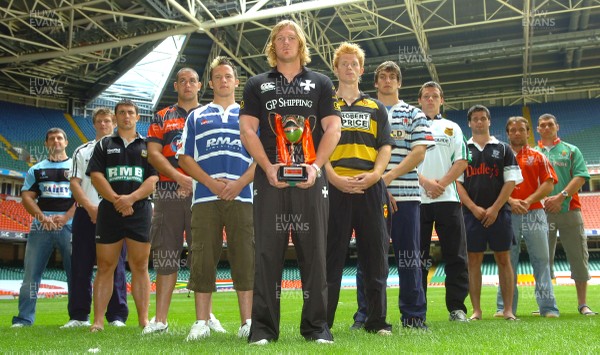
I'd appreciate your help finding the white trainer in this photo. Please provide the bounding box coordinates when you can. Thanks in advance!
[208,313,226,333]
[142,319,168,335]
[60,320,91,329]
[249,339,268,345]
[377,329,393,336]
[315,339,334,344]
[238,319,251,339]
[187,320,210,341]
[108,320,126,327]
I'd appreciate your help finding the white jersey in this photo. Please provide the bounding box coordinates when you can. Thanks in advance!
[69,140,101,206]
[418,115,468,204]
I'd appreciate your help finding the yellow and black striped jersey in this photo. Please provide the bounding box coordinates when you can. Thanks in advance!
[330,93,394,177]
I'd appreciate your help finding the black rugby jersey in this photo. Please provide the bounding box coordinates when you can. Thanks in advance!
[240,67,341,164]
[86,132,157,196]
[460,137,522,211]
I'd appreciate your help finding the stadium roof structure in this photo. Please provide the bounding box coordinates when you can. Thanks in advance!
[0,0,599,113]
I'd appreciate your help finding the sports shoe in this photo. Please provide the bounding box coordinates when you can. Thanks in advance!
[208,314,226,333]
[108,320,126,327]
[349,320,364,330]
[61,320,91,329]
[11,323,25,328]
[142,319,168,335]
[493,311,504,318]
[377,329,393,336]
[249,339,268,345]
[543,312,560,318]
[449,310,468,322]
[238,319,251,339]
[315,338,334,344]
[187,320,210,341]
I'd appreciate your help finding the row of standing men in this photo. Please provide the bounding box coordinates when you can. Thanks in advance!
[11,20,596,344]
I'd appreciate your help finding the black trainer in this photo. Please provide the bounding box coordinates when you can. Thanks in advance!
[349,321,364,331]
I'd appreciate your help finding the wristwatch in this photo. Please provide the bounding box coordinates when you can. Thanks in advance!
[560,190,569,198]
[311,163,322,178]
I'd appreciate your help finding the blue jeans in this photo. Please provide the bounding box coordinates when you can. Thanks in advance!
[12,224,72,325]
[496,210,559,316]
[391,201,426,322]
[353,263,367,323]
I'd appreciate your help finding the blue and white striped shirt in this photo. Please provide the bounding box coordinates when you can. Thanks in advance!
[386,100,435,202]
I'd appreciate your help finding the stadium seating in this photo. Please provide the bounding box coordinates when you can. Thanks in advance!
[71,115,96,141]
[445,98,600,163]
[580,194,600,235]
[0,145,30,173]
[0,101,85,162]
[137,121,151,136]
[0,200,31,232]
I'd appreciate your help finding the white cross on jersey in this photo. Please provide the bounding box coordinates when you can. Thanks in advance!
[300,80,315,92]
[321,186,329,198]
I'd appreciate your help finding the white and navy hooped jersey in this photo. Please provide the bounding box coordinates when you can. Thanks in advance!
[386,100,435,202]
[178,102,253,204]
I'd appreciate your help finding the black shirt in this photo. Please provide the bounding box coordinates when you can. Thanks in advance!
[461,137,521,211]
[240,67,341,164]
[86,132,157,196]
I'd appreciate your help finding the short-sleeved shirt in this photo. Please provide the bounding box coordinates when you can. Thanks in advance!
[86,132,157,196]
[147,104,198,182]
[459,136,523,211]
[386,100,435,202]
[512,145,558,211]
[239,67,341,164]
[177,102,253,204]
[535,137,590,213]
[23,158,74,223]
[330,93,394,176]
[70,140,101,206]
[418,114,468,204]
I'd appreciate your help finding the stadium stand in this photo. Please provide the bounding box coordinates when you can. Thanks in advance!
[445,98,600,162]
[581,194,600,238]
[0,199,31,233]
[137,121,151,137]
[0,101,85,160]
[71,115,95,141]
[0,142,30,173]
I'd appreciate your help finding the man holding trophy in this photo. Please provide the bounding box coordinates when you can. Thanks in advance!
[239,19,341,344]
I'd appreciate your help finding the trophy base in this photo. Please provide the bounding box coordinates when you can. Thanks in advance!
[278,165,308,182]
